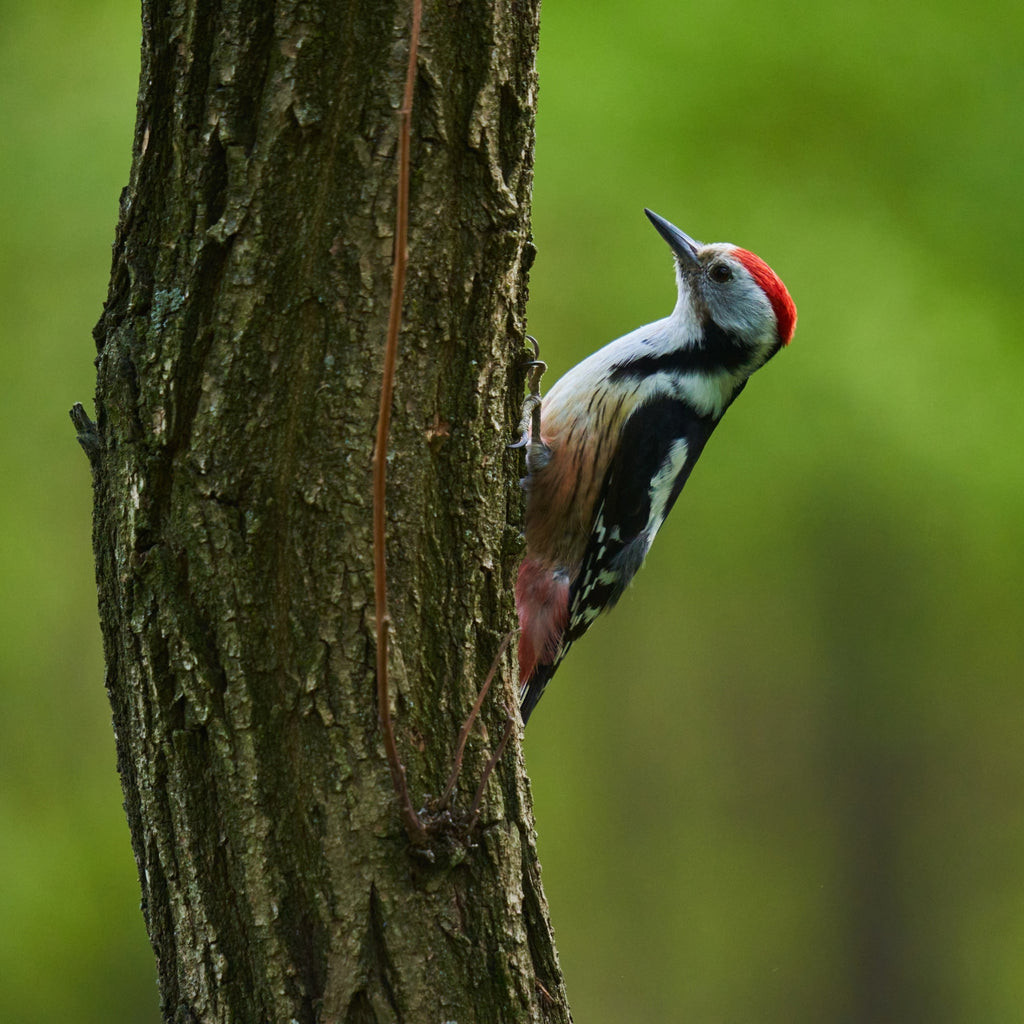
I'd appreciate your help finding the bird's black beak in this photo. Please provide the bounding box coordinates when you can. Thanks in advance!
[644,209,701,270]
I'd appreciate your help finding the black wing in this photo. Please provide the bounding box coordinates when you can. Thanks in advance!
[566,396,717,642]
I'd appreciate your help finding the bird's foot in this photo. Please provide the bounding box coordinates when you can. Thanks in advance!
[509,336,546,450]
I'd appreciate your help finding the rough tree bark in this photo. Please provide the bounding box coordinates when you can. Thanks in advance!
[75,1,569,1021]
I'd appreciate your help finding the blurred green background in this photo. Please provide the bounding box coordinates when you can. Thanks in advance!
[2,1,1021,1021]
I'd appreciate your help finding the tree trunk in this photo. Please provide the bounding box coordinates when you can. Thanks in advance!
[79,1,568,1020]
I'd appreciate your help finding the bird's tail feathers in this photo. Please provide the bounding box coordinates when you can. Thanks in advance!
[519,662,558,724]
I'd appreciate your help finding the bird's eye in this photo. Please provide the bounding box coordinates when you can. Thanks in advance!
[709,263,733,283]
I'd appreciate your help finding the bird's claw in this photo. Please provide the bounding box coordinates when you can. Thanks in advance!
[509,336,546,450]
[509,393,541,449]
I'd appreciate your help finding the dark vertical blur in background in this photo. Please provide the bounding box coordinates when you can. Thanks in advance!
[2,2,1021,1021]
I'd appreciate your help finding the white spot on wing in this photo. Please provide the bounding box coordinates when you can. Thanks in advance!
[645,439,690,550]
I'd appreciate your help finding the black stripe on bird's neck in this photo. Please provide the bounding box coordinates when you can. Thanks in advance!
[608,320,752,381]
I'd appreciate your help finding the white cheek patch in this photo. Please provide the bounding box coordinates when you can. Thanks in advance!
[708,269,773,336]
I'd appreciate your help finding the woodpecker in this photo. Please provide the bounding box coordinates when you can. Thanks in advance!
[514,209,797,723]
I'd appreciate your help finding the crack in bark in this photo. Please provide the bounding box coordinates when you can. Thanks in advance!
[367,884,404,1022]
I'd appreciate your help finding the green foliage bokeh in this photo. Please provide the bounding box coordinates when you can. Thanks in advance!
[2,1,1021,1021]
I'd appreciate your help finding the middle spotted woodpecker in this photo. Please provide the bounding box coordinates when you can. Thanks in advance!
[515,208,797,723]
